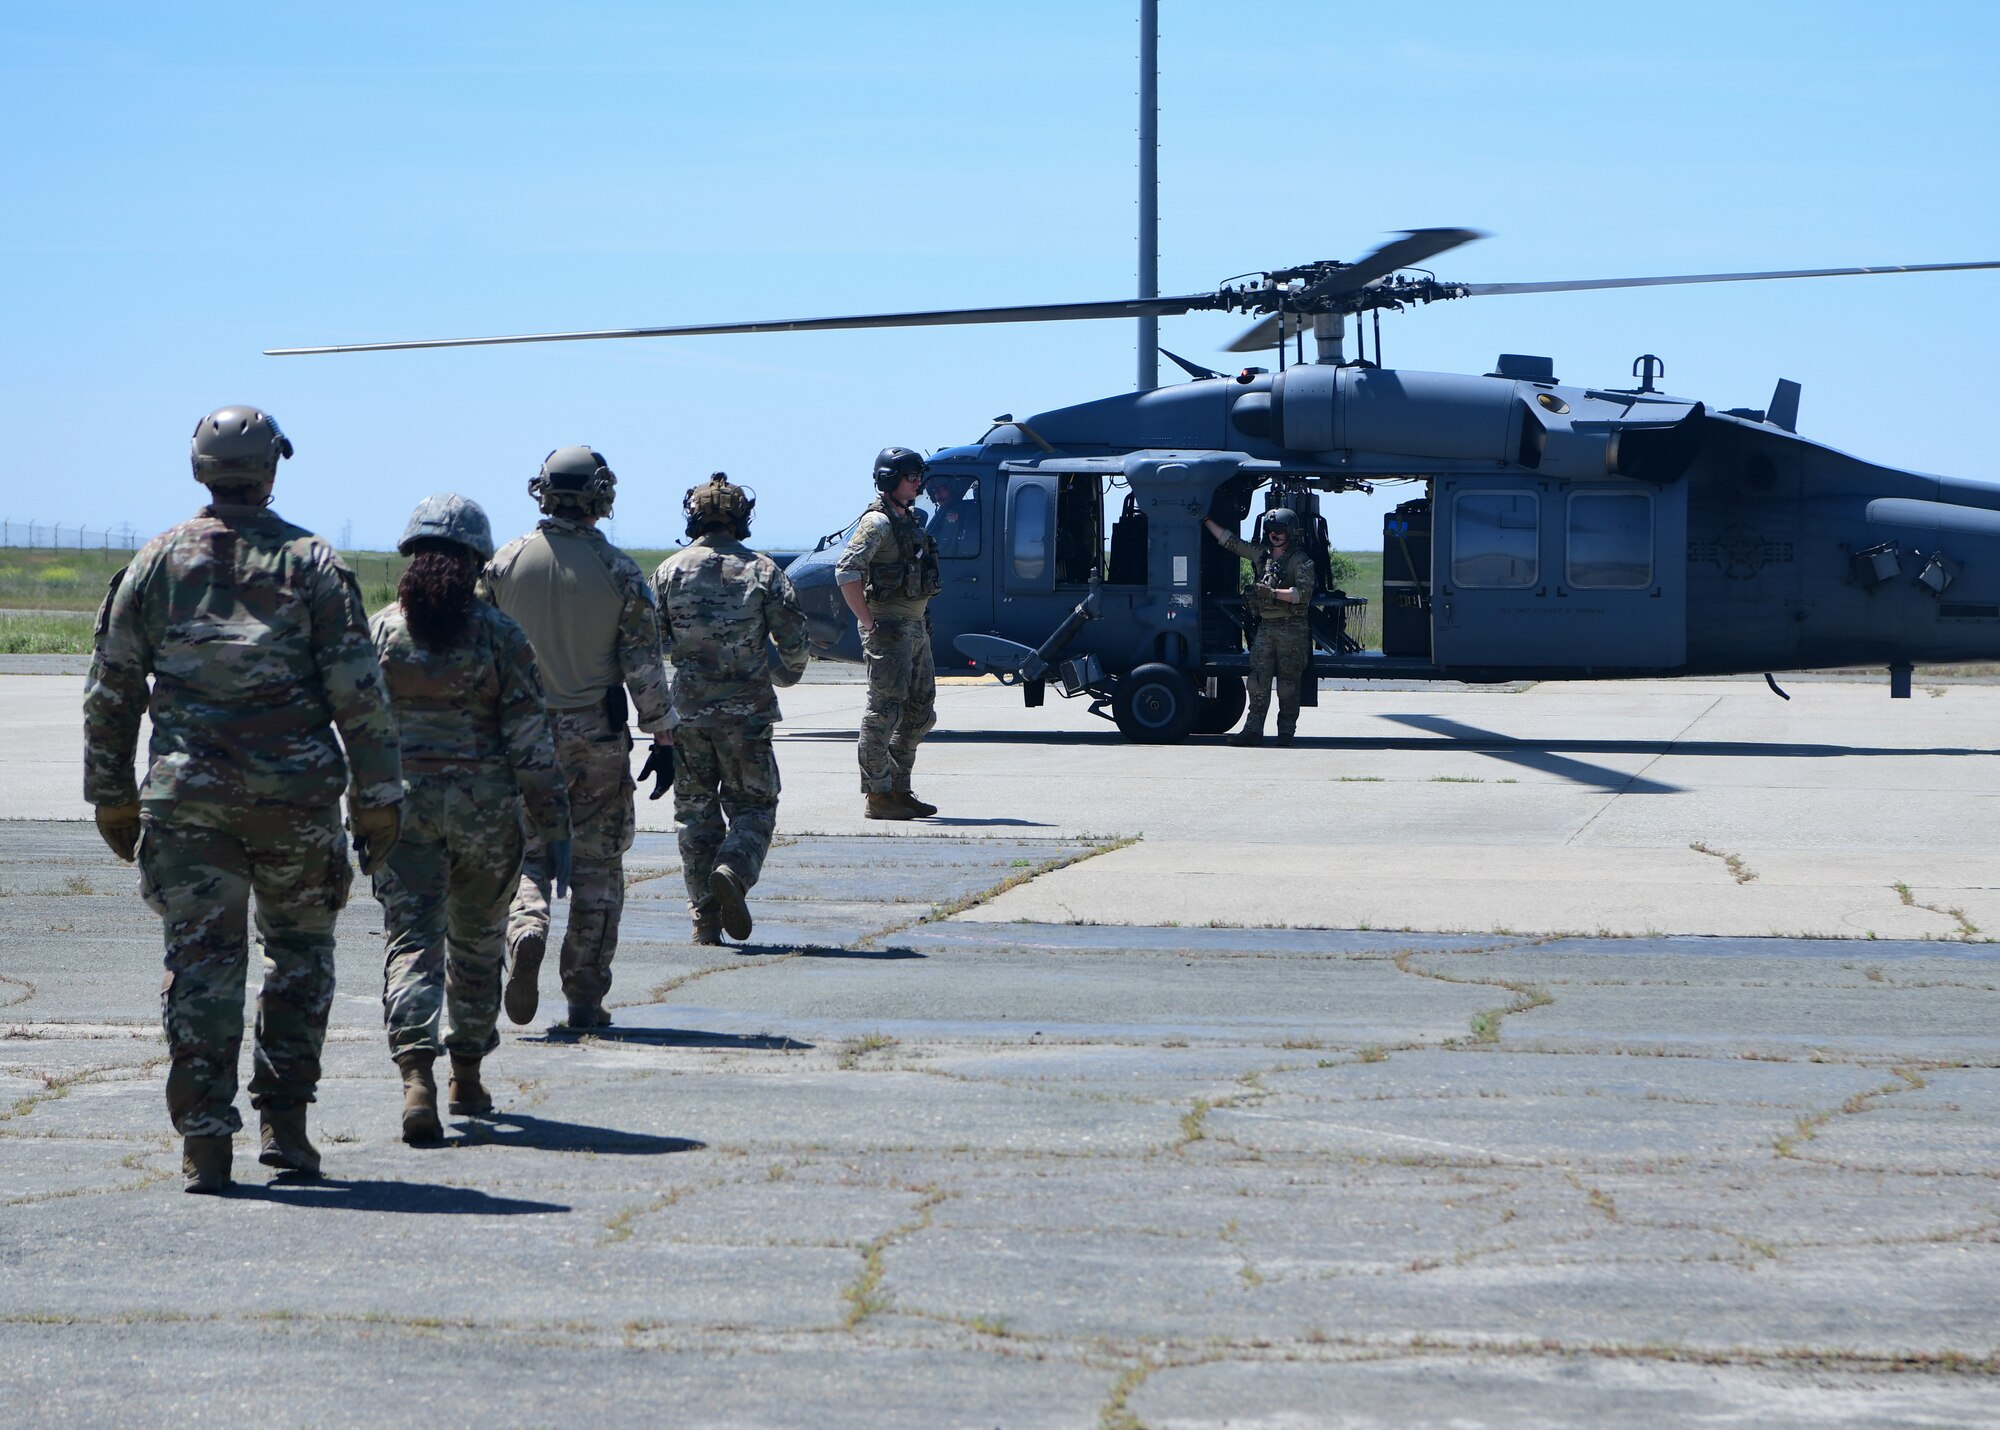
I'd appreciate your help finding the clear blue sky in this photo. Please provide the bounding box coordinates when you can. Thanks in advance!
[5,1,1998,551]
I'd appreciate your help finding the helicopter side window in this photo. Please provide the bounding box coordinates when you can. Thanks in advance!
[1011,482,1049,582]
[922,474,982,559]
[1451,491,1539,589]
[1567,491,1653,589]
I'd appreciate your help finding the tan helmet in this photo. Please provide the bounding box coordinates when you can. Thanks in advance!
[683,472,754,538]
[529,445,617,518]
[191,406,293,485]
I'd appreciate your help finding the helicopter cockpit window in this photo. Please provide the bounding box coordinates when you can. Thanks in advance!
[1567,491,1652,588]
[921,474,982,559]
[1011,482,1049,582]
[1451,491,1539,589]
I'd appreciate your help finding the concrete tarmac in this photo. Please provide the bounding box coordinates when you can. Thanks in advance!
[2,666,1997,1425]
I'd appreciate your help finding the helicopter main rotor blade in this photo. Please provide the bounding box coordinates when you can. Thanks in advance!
[265,294,1223,355]
[1460,259,2000,298]
[1297,227,1487,303]
[1222,311,1307,354]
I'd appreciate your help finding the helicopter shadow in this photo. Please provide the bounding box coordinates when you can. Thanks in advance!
[787,728,1122,748]
[536,1025,812,1051]
[236,1175,568,1215]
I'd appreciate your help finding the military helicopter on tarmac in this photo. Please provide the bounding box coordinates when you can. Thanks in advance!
[270,227,2000,743]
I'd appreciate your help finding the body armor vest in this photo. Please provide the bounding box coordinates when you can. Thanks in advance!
[863,498,942,603]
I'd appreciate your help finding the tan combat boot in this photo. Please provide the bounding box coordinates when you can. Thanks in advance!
[894,786,938,817]
[504,929,545,1026]
[710,864,754,941]
[447,1053,493,1117]
[865,793,916,821]
[258,1103,322,1176]
[396,1050,443,1144]
[181,1134,232,1195]
[691,905,723,946]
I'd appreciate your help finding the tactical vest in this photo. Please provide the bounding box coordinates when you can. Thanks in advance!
[863,498,942,603]
[1258,546,1308,620]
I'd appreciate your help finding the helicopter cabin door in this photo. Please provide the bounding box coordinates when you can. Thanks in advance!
[1431,475,1686,671]
[998,466,1106,630]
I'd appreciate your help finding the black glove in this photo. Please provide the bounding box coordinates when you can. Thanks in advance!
[639,742,675,800]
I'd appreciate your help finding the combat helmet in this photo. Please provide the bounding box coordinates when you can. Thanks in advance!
[191,406,293,485]
[529,445,617,518]
[683,472,754,538]
[1263,507,1301,537]
[872,446,927,494]
[397,493,496,561]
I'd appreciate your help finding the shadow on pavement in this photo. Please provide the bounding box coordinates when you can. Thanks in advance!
[238,1176,568,1215]
[539,1025,810,1053]
[456,1111,707,1156]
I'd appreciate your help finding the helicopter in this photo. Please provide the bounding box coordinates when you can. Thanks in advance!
[270,228,2000,743]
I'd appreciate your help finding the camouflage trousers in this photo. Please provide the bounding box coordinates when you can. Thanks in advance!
[508,704,635,1007]
[858,615,936,794]
[373,770,524,1061]
[1245,617,1312,735]
[675,724,780,916]
[136,803,352,1138]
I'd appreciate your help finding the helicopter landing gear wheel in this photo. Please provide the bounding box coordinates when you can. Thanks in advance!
[1112,663,1198,744]
[1193,674,1247,735]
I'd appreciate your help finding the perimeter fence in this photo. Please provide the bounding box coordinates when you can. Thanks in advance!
[1,520,140,551]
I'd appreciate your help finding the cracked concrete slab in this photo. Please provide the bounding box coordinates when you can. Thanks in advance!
[3,670,1998,1424]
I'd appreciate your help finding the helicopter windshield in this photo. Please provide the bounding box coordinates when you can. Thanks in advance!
[920,474,983,559]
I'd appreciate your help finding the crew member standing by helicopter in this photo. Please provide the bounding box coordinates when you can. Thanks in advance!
[836,447,942,820]
[483,446,672,1030]
[1204,508,1317,746]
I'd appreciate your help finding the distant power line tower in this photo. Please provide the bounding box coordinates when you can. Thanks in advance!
[340,520,353,550]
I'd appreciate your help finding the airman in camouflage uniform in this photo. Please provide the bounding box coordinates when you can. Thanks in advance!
[83,406,403,1194]
[651,474,809,944]
[483,446,671,1029]
[836,447,942,820]
[1205,507,1318,746]
[370,495,571,1141]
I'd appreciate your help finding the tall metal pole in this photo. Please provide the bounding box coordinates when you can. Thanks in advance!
[1136,0,1158,391]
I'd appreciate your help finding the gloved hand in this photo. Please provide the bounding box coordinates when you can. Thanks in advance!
[639,741,675,800]
[1249,581,1275,606]
[548,837,573,899]
[350,803,401,877]
[94,801,141,863]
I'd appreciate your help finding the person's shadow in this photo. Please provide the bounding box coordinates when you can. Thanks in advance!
[235,1176,568,1215]
[451,1111,706,1156]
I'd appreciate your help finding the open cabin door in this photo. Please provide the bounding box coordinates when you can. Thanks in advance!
[1431,473,1687,671]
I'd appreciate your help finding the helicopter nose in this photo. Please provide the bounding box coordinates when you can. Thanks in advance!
[787,555,858,657]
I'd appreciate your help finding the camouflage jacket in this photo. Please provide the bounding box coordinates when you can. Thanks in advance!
[370,600,572,843]
[82,503,403,817]
[483,517,672,734]
[1219,532,1317,619]
[652,535,809,731]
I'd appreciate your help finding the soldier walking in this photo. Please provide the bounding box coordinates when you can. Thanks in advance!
[1204,507,1318,746]
[83,407,403,1194]
[651,475,809,944]
[836,447,942,820]
[484,447,671,1030]
[369,496,571,1142]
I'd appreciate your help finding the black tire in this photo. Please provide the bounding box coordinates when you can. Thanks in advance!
[1193,674,1247,735]
[1112,663,1198,744]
